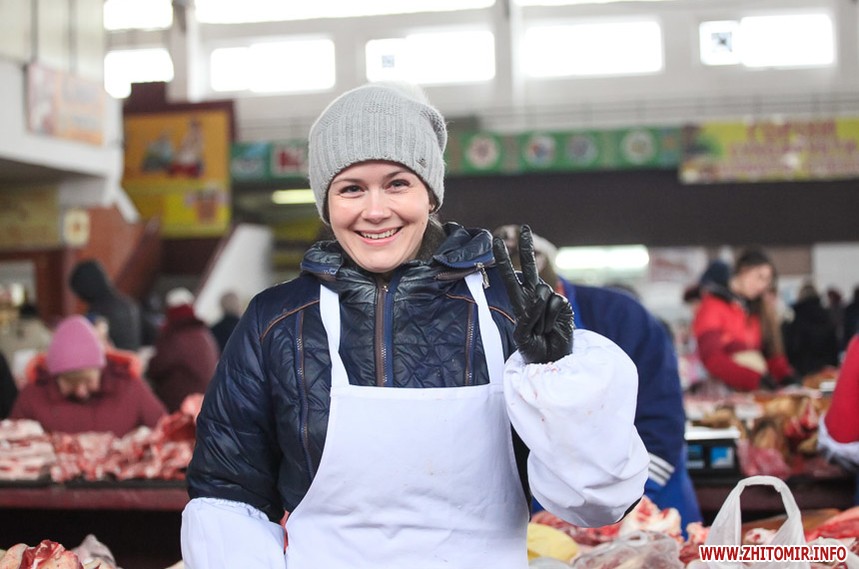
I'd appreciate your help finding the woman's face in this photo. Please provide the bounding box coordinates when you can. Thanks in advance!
[57,368,101,401]
[328,160,433,275]
[733,264,774,300]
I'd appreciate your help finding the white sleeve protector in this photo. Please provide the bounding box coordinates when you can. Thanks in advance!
[181,497,286,569]
[818,415,859,471]
[504,329,649,528]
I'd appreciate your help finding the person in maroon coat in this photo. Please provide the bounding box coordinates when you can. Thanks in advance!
[146,288,219,413]
[9,315,167,437]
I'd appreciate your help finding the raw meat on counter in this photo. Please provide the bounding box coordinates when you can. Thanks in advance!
[0,394,200,484]
[527,492,859,567]
[0,420,56,481]
[688,390,851,480]
[530,496,687,548]
[806,506,859,555]
[0,540,84,569]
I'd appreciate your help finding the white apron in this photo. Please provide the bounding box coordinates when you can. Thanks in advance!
[283,273,529,569]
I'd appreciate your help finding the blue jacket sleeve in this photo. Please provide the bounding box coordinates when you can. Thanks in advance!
[186,294,285,522]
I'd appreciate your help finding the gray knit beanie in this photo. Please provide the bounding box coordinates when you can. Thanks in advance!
[308,82,447,222]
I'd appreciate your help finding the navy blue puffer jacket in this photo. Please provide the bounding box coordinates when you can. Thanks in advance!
[187,223,524,521]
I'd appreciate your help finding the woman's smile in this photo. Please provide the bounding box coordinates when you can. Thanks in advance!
[358,228,400,241]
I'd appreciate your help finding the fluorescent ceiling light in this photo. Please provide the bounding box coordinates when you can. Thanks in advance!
[272,189,316,205]
[555,245,650,271]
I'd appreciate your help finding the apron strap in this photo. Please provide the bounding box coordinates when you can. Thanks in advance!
[465,272,505,386]
[319,284,349,388]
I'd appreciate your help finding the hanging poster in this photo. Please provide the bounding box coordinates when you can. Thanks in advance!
[123,110,231,238]
[26,63,106,145]
[679,118,859,183]
[230,140,308,182]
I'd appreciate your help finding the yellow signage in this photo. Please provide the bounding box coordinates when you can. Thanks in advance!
[123,110,231,238]
[680,118,859,183]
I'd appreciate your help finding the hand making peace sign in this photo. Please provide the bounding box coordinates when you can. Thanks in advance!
[492,225,575,365]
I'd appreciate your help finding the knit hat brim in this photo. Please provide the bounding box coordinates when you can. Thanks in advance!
[308,83,447,222]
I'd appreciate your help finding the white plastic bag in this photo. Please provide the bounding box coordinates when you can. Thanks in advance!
[703,475,809,569]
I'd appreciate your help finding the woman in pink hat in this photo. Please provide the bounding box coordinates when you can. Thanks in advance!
[9,315,167,437]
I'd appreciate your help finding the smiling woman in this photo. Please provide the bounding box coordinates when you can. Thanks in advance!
[180,81,649,569]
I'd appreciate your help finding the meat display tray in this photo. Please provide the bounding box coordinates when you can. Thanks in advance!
[0,475,52,488]
[63,478,186,489]
[0,483,190,511]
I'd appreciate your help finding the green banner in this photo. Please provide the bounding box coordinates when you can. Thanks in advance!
[231,127,682,183]
[453,127,681,175]
[231,140,308,182]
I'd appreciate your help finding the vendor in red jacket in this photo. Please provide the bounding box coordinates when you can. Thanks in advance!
[692,248,794,393]
[818,333,859,473]
[9,315,167,436]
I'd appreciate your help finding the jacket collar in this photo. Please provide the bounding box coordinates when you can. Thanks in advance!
[299,222,494,287]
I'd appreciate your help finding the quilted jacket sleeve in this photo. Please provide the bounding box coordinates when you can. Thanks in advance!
[183,295,286,566]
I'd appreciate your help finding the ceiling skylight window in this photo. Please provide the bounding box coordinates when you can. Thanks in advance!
[210,47,251,92]
[366,30,495,84]
[700,14,834,68]
[739,14,834,68]
[555,245,650,282]
[210,40,336,93]
[196,0,493,24]
[104,0,172,31]
[523,21,663,77]
[104,48,174,98]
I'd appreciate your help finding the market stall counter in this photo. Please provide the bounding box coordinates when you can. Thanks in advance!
[0,482,189,511]
[684,379,858,523]
[0,482,188,569]
[695,474,857,523]
[0,409,198,569]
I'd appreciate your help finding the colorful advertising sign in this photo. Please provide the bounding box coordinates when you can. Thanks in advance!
[26,63,106,145]
[124,110,231,238]
[231,141,308,182]
[679,118,859,183]
[231,127,681,184]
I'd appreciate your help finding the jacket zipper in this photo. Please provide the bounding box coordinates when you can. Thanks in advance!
[475,262,490,288]
[465,303,475,386]
[296,311,314,479]
[375,279,387,387]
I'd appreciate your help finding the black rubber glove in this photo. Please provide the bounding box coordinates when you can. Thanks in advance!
[492,225,574,365]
